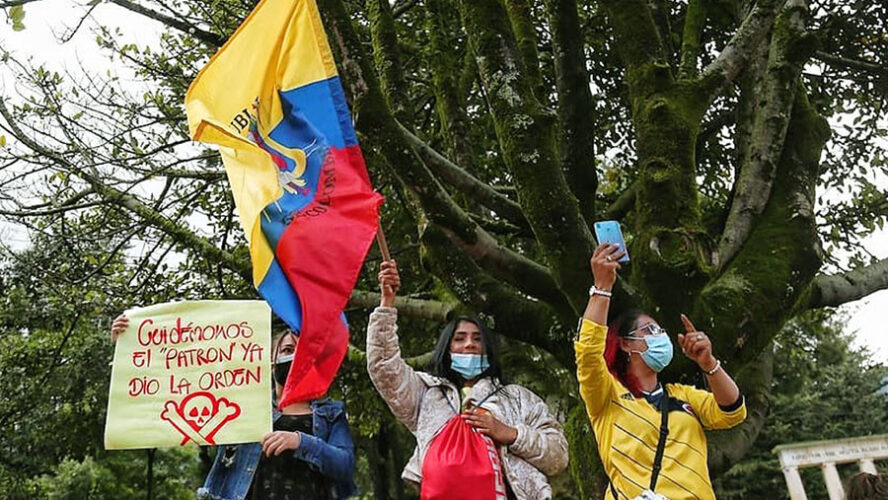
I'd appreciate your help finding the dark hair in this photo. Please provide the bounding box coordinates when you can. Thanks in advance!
[605,308,646,396]
[845,472,888,500]
[272,329,298,363]
[428,316,503,387]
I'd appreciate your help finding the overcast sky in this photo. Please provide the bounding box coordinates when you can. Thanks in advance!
[2,0,886,359]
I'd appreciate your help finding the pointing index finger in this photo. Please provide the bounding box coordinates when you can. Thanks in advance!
[680,314,697,334]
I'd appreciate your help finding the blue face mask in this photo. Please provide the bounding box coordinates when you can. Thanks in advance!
[626,328,674,372]
[450,353,490,379]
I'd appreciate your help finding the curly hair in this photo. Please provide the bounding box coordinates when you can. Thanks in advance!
[845,472,888,500]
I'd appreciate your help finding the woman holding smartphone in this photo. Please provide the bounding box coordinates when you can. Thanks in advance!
[575,244,746,500]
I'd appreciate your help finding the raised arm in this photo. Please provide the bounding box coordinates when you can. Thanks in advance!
[575,244,624,417]
[677,314,741,407]
[366,260,428,432]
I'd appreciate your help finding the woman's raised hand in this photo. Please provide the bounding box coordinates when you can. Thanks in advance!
[677,314,717,371]
[589,244,625,291]
[110,314,128,343]
[378,259,400,307]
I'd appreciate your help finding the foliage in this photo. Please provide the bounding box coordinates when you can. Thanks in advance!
[714,310,888,499]
[0,229,203,499]
[2,0,888,496]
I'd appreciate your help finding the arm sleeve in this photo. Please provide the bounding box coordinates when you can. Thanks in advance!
[574,319,617,418]
[293,415,356,483]
[365,306,427,432]
[507,388,569,476]
[679,385,747,430]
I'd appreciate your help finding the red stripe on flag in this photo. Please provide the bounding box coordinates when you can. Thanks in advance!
[277,146,382,405]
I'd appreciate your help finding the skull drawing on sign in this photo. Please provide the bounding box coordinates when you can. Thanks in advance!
[180,392,217,431]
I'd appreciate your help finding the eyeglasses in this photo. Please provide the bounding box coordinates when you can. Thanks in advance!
[624,322,668,341]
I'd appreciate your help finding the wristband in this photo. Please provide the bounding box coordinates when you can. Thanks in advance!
[704,359,721,376]
[589,286,612,298]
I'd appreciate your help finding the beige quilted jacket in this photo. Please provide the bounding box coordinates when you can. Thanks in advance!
[366,307,569,500]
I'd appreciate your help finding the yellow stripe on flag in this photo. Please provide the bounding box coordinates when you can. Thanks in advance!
[184,0,339,286]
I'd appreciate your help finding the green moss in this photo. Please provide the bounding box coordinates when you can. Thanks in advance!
[678,0,707,78]
[456,0,595,313]
[564,404,606,498]
[367,0,411,121]
[630,225,713,324]
[695,89,830,369]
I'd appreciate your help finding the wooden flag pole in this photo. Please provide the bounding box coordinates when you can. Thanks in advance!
[376,226,391,262]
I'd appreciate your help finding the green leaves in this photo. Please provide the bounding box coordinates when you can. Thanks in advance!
[8,5,25,32]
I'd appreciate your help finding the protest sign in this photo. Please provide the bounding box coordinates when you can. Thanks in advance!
[105,300,272,450]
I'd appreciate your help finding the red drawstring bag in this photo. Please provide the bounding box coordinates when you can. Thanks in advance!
[421,414,508,500]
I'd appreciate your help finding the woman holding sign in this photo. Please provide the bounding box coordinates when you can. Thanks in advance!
[111,317,357,499]
[575,244,746,500]
[367,260,568,500]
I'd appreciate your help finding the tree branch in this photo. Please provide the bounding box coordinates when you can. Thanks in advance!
[106,0,224,47]
[367,0,413,123]
[421,224,574,363]
[457,0,595,313]
[707,344,774,474]
[161,168,226,181]
[320,0,574,314]
[545,0,598,224]
[698,0,787,99]
[396,122,531,231]
[804,258,888,309]
[347,343,433,369]
[504,0,544,101]
[678,0,708,79]
[0,0,40,7]
[813,51,888,80]
[601,0,666,68]
[696,89,829,370]
[348,290,456,321]
[604,182,638,221]
[0,97,251,282]
[717,0,811,269]
[425,0,482,191]
[392,0,419,18]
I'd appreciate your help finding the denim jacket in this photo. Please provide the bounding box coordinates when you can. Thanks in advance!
[197,399,357,500]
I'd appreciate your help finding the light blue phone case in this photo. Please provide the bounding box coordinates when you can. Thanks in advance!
[593,220,630,263]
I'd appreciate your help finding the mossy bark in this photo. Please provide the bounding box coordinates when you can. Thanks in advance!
[457,0,594,314]
[605,0,713,322]
[367,0,413,124]
[695,89,828,369]
[504,0,545,102]
[425,0,477,175]
[564,405,608,499]
[546,0,599,224]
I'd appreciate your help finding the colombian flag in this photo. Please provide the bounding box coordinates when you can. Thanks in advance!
[185,0,382,406]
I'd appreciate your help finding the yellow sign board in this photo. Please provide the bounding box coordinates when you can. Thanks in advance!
[105,300,272,449]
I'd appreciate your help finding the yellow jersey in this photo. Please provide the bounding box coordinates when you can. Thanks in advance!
[575,319,746,500]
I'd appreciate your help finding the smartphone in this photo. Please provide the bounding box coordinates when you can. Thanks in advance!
[593,220,630,263]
